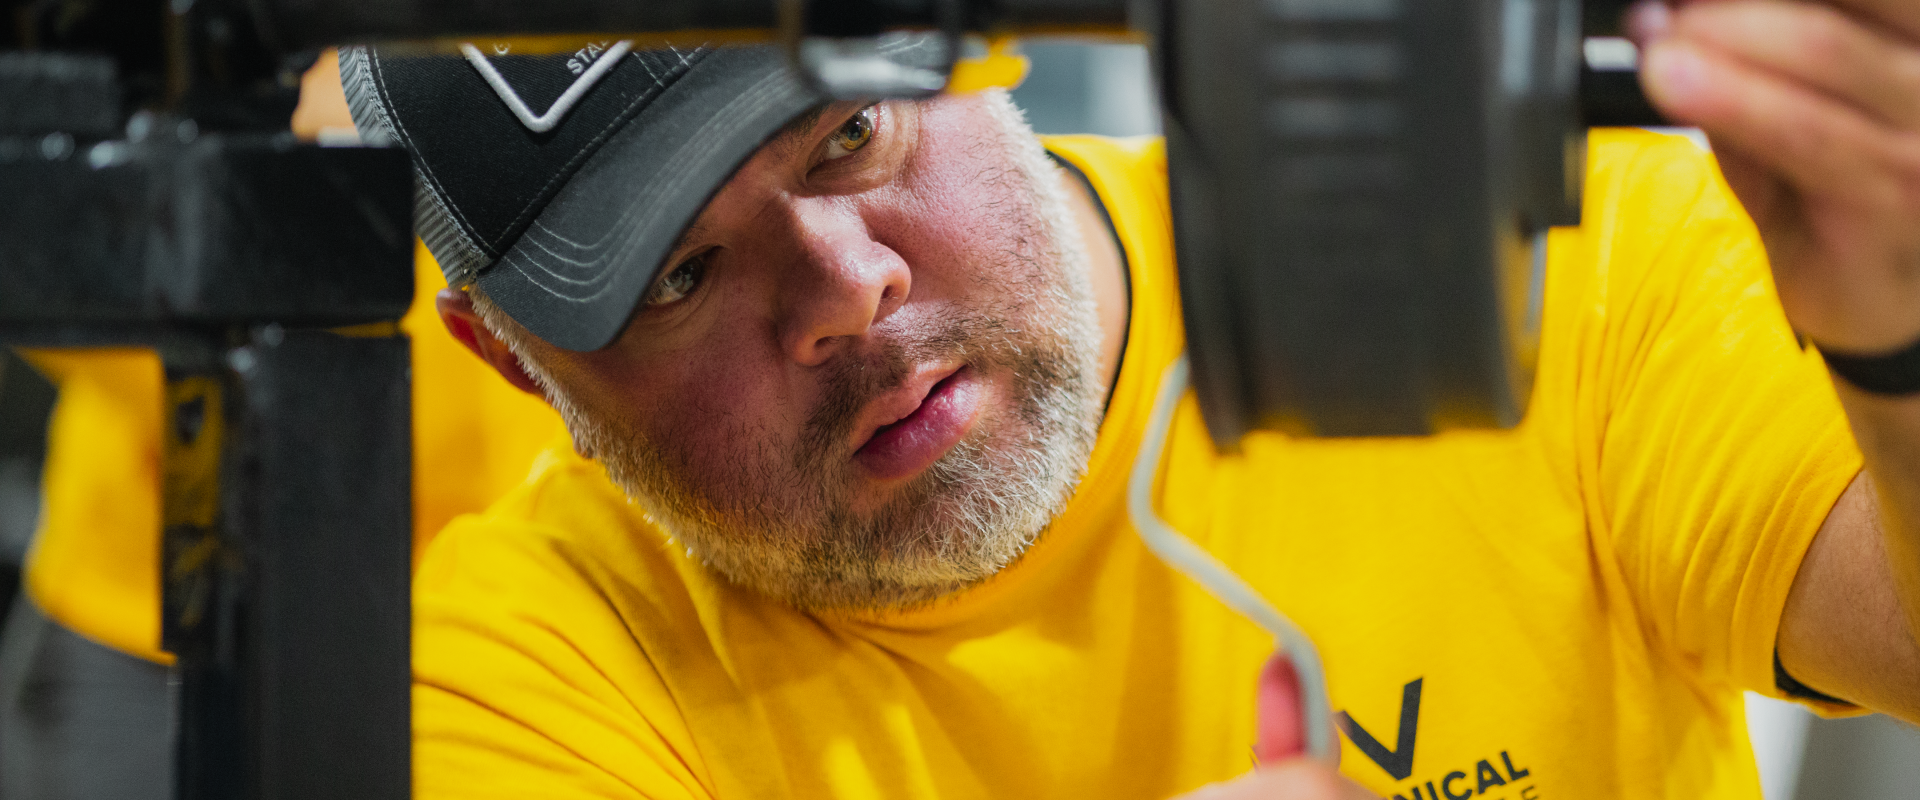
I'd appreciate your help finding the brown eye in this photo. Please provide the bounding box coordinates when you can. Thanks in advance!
[823,106,877,160]
[642,252,709,308]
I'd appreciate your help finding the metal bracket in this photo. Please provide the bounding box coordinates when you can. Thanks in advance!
[784,0,966,98]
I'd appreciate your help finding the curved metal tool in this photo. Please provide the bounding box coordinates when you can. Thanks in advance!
[1128,354,1338,764]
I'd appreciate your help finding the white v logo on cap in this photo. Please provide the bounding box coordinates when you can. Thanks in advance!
[461,40,636,134]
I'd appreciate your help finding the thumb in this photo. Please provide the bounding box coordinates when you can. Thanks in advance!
[1255,652,1307,764]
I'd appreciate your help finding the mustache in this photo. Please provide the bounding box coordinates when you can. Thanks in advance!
[794,311,1007,472]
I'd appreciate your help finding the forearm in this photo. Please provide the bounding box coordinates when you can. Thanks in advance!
[1835,384,1920,641]
[1770,388,1920,721]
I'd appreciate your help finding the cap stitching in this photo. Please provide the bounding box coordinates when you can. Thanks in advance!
[338,47,397,147]
[489,48,710,255]
[506,67,798,265]
[507,74,790,289]
[497,68,795,304]
[413,175,491,286]
[366,48,496,261]
[633,53,663,86]
[346,46,491,285]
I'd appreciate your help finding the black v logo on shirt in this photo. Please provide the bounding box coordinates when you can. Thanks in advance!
[1335,677,1423,780]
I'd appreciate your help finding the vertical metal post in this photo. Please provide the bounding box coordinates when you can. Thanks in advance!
[163,341,246,800]
[242,329,411,800]
[162,328,411,800]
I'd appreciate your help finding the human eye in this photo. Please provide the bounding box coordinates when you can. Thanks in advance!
[821,105,878,161]
[641,251,710,308]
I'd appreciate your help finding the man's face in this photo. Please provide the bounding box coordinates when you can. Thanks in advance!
[493,90,1105,611]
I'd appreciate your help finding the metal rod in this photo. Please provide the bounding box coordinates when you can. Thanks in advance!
[252,0,1130,50]
[1128,355,1339,764]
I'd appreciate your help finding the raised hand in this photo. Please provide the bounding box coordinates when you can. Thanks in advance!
[1632,0,1920,356]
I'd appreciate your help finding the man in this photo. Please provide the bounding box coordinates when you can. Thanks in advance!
[350,0,1920,796]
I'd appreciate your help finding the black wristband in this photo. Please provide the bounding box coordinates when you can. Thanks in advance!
[1818,334,1920,396]
[1774,649,1852,707]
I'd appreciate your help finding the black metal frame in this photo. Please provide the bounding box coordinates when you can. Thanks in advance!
[157,329,413,800]
[0,147,414,799]
[1,6,415,789]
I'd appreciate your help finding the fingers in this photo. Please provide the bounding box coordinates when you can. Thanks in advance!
[1640,35,1914,205]
[1631,0,1920,354]
[1818,0,1920,43]
[1255,654,1307,764]
[1626,0,1674,43]
[1672,0,1920,129]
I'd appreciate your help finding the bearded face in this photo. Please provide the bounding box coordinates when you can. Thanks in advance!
[475,90,1108,611]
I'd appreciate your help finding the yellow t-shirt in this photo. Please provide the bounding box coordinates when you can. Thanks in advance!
[17,245,566,663]
[411,130,1862,799]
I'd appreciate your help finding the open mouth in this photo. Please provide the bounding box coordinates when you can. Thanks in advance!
[853,366,984,481]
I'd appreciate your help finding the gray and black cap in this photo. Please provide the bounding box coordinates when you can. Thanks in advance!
[340,42,827,351]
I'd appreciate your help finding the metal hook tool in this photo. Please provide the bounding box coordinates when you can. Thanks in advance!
[1127,354,1338,764]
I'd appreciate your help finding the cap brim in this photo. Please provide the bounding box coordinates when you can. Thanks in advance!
[475,47,823,352]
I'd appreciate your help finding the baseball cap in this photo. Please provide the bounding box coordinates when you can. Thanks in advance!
[341,39,935,352]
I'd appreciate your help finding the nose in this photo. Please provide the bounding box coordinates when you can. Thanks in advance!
[776,203,911,367]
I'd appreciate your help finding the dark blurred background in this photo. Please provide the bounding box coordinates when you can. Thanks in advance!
[0,350,53,628]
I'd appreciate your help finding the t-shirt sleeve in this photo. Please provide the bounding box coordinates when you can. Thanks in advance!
[413,518,716,799]
[1566,131,1863,708]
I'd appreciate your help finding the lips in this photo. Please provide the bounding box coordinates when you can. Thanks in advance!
[853,365,984,481]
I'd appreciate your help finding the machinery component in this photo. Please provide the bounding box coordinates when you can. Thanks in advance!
[243,0,1127,50]
[162,330,412,800]
[791,29,958,99]
[783,0,962,98]
[1579,11,1666,128]
[1,2,415,797]
[793,30,956,98]
[0,133,412,337]
[1164,0,1587,441]
[0,52,121,137]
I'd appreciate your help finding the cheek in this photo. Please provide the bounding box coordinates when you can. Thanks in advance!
[577,330,806,474]
[867,99,1049,300]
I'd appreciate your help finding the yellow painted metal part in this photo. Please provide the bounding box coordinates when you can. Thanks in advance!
[378,30,777,58]
[160,376,223,532]
[160,375,225,638]
[948,36,1030,93]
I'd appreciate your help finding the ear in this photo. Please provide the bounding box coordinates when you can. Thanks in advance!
[436,289,546,397]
